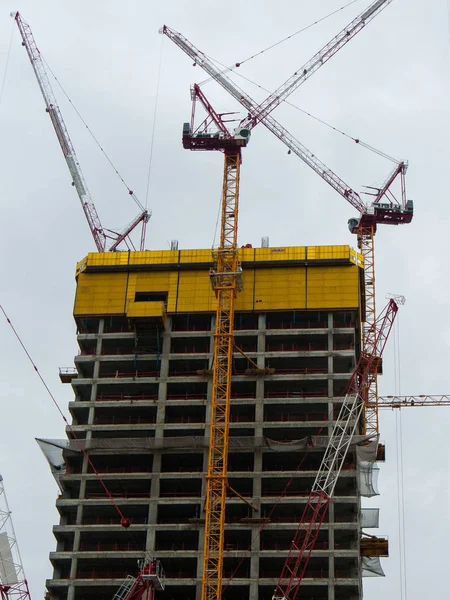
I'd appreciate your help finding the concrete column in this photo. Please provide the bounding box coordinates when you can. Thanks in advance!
[328,312,334,437]
[255,313,266,440]
[146,451,161,552]
[66,583,76,600]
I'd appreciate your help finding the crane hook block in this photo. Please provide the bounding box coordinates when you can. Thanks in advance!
[121,517,131,528]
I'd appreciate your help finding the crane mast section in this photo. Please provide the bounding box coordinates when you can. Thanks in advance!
[202,151,241,600]
[15,12,106,252]
[161,26,365,213]
[273,299,398,600]
[240,0,394,128]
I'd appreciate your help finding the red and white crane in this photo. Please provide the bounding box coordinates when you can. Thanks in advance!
[14,12,150,253]
[113,558,164,600]
[273,298,398,600]
[0,474,31,600]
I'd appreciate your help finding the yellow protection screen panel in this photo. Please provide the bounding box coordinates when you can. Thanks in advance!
[74,245,362,316]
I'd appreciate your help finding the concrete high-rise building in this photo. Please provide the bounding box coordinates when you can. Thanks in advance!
[45,244,385,600]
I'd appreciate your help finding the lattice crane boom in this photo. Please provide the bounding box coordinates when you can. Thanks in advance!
[0,475,31,600]
[379,395,450,407]
[239,0,394,129]
[15,12,149,252]
[273,298,399,600]
[15,12,105,252]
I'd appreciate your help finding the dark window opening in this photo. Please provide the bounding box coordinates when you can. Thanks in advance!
[135,292,168,303]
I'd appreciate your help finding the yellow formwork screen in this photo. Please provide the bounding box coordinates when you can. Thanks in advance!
[74,245,362,316]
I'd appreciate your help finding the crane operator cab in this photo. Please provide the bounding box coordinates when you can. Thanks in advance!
[348,199,414,234]
[233,127,251,145]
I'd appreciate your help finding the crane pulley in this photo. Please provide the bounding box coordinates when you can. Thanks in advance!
[14,12,150,252]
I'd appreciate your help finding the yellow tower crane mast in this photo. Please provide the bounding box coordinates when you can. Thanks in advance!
[180,84,248,600]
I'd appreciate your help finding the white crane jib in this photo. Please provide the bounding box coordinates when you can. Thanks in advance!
[15,12,150,252]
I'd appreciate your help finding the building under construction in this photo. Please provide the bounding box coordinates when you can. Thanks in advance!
[44,244,386,600]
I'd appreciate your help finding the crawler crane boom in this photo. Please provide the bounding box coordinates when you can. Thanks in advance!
[0,475,31,600]
[273,298,398,600]
[15,12,149,252]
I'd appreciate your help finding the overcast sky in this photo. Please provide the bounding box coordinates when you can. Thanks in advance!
[0,1,448,598]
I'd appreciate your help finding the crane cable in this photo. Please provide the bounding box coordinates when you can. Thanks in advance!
[0,304,131,529]
[234,0,363,67]
[42,57,146,213]
[393,315,408,599]
[198,0,363,84]
[0,21,15,106]
[205,51,400,165]
[145,33,164,210]
[447,0,450,45]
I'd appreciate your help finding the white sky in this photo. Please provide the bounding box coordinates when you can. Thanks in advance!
[0,0,448,598]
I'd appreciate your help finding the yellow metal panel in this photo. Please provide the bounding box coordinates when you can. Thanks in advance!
[126,300,167,327]
[235,269,255,311]
[307,245,350,261]
[74,272,128,315]
[254,247,307,262]
[179,249,213,264]
[74,246,362,316]
[175,271,216,312]
[307,266,359,309]
[238,247,255,262]
[252,267,307,311]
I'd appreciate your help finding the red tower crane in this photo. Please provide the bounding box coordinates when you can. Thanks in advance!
[14,12,150,252]
[0,474,32,600]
